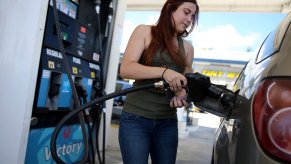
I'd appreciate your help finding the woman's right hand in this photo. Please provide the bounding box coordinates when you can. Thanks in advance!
[162,68,187,92]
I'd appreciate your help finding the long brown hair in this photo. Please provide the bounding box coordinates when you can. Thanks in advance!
[143,0,199,71]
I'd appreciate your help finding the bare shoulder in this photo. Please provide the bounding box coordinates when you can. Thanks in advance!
[136,24,151,30]
[133,24,151,36]
[134,24,152,47]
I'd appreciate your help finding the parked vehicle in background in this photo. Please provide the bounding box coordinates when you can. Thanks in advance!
[211,12,291,163]
[113,80,132,106]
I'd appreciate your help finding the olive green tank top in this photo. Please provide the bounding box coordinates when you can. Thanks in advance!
[123,37,185,119]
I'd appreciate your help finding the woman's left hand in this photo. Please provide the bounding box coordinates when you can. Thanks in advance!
[170,88,188,108]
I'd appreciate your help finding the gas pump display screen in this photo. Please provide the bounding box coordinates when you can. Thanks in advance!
[49,0,78,19]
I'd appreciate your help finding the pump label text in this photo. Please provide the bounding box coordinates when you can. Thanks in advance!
[46,48,63,59]
[44,142,82,161]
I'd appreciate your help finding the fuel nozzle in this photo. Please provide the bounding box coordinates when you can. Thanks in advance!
[186,72,223,102]
[48,72,62,99]
[74,77,88,104]
[47,72,62,110]
[185,72,237,118]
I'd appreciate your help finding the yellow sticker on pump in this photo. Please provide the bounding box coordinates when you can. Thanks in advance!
[72,67,78,74]
[91,72,96,78]
[48,61,55,69]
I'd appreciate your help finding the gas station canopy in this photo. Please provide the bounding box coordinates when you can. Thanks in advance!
[126,0,291,13]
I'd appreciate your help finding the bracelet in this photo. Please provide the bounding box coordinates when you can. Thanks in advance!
[161,67,168,79]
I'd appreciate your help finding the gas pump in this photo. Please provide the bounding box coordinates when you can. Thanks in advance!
[24,0,116,163]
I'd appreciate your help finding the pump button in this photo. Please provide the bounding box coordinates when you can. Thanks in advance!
[80,26,86,33]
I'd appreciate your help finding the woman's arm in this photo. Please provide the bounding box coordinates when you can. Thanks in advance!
[120,25,165,80]
[170,40,194,108]
[120,25,187,92]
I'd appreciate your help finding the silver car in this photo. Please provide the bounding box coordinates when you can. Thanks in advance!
[211,12,291,163]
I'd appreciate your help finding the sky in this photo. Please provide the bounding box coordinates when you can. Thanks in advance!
[120,11,287,60]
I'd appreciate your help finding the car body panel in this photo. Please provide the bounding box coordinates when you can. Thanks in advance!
[212,12,291,164]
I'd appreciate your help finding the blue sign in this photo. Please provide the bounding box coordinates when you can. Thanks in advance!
[25,125,85,163]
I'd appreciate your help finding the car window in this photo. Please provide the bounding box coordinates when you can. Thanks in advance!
[256,30,277,63]
[233,63,247,91]
[115,81,132,92]
[115,83,123,92]
[123,83,132,89]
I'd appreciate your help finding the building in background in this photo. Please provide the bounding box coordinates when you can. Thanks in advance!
[193,49,252,89]
[120,49,252,89]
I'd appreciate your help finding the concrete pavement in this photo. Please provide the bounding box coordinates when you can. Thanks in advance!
[105,112,221,164]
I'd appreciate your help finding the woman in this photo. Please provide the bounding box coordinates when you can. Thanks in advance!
[119,0,199,163]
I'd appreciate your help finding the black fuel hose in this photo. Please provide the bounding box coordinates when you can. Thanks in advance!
[51,0,89,163]
[50,81,165,164]
[94,2,106,163]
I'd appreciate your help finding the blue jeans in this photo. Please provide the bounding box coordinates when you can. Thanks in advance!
[118,111,178,164]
